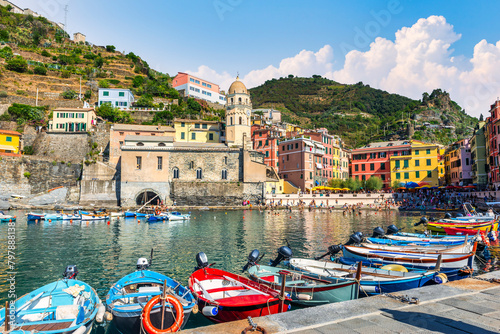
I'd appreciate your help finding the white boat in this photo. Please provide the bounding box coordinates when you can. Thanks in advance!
[166,212,191,221]
[361,240,473,254]
[0,211,15,222]
[81,214,109,221]
[110,212,124,217]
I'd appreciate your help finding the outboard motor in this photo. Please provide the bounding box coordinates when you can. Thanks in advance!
[444,213,452,219]
[314,244,342,260]
[372,227,385,238]
[386,224,399,235]
[414,217,428,226]
[136,258,150,270]
[345,232,363,246]
[242,249,261,272]
[269,246,292,267]
[455,213,464,218]
[195,252,209,271]
[63,265,78,279]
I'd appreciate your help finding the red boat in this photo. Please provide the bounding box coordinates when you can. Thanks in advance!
[443,226,484,236]
[188,265,291,323]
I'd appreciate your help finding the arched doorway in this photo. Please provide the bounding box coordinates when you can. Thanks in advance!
[135,190,161,206]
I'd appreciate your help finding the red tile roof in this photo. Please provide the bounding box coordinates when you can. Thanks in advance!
[0,130,21,136]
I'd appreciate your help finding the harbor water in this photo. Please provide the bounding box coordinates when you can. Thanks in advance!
[0,209,498,331]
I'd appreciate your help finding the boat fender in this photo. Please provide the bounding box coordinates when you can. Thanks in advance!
[95,303,106,323]
[142,295,184,333]
[192,304,199,314]
[202,306,218,317]
[434,273,448,284]
[361,285,381,294]
[297,294,312,301]
[72,325,87,334]
[104,311,113,321]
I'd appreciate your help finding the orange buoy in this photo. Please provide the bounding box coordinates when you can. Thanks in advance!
[142,295,184,333]
[107,221,110,225]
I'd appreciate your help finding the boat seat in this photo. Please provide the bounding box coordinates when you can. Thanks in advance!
[55,305,79,320]
[206,286,246,294]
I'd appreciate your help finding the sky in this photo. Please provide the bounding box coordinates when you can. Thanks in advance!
[14,0,500,118]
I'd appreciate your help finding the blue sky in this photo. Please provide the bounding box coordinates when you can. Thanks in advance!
[14,0,500,116]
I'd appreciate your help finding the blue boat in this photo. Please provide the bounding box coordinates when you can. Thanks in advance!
[0,211,16,223]
[366,237,467,246]
[0,265,102,333]
[106,251,195,333]
[124,211,149,218]
[27,212,45,220]
[147,214,168,222]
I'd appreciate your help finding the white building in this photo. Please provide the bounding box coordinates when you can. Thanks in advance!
[253,108,281,124]
[98,88,135,110]
[172,72,226,105]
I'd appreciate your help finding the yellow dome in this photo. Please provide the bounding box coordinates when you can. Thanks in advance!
[228,77,247,95]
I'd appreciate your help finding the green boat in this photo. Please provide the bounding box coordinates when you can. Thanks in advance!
[245,248,361,306]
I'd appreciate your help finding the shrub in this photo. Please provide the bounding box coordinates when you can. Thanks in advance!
[23,172,31,179]
[0,46,13,59]
[52,161,57,166]
[34,66,47,75]
[108,79,120,85]
[83,53,97,60]
[84,89,92,100]
[6,103,46,122]
[6,56,28,73]
[98,79,110,88]
[94,57,104,68]
[106,45,116,52]
[0,29,9,41]
[0,91,7,98]
[60,90,77,99]
[61,70,71,78]
[23,146,34,155]
[16,90,27,96]
[41,50,51,57]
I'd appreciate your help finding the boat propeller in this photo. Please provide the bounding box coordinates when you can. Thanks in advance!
[242,249,266,272]
[269,246,293,267]
[63,265,78,279]
[414,217,428,226]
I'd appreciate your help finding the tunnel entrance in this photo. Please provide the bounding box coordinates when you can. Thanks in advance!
[135,190,161,206]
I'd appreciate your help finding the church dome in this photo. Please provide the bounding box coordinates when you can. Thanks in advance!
[228,76,247,95]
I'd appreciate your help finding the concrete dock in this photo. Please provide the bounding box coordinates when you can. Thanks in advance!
[180,271,500,333]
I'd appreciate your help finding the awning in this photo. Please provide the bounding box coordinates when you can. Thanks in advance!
[316,163,323,169]
[0,145,16,151]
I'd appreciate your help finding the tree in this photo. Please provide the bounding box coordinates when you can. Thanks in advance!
[134,95,154,108]
[96,103,132,123]
[106,45,116,52]
[6,104,45,122]
[391,179,402,190]
[34,66,47,75]
[133,75,144,88]
[98,79,110,88]
[60,90,77,99]
[6,56,28,73]
[94,56,104,68]
[0,29,9,41]
[365,176,383,191]
[187,98,201,113]
[153,110,174,124]
[41,50,51,57]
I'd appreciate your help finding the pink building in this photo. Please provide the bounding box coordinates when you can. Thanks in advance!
[172,72,226,105]
[488,99,500,188]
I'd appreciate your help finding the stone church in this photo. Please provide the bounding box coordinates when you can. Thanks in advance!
[119,77,276,207]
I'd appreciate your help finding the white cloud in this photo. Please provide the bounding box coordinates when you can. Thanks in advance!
[189,16,500,117]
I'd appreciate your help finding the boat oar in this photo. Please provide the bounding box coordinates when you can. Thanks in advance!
[433,254,443,272]
[194,278,215,302]
[161,280,166,330]
[279,272,286,313]
[149,248,154,267]
[222,276,270,296]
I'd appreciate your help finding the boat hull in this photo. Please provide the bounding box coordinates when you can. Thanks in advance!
[112,307,192,333]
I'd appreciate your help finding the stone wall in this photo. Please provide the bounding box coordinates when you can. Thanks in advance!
[0,156,82,198]
[22,125,38,148]
[120,181,170,207]
[90,123,111,159]
[170,181,264,206]
[0,121,18,131]
[129,110,155,123]
[0,95,84,109]
[32,132,90,163]
[80,161,118,206]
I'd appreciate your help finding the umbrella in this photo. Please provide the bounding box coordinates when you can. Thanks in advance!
[438,186,446,189]
[415,186,422,189]
[406,182,419,188]
[464,185,476,189]
[445,186,455,189]
[420,185,431,188]
[342,188,350,191]
[418,181,431,186]
[430,187,439,189]
[397,187,407,190]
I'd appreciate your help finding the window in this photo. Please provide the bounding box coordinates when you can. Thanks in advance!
[265,151,269,157]
[310,172,313,179]
[404,172,409,179]
[380,162,385,170]
[196,168,203,179]
[239,117,242,125]
[362,175,366,181]
[381,175,385,181]
[157,156,163,170]
[370,163,374,171]
[209,133,214,141]
[195,123,200,129]
[191,133,196,140]
[202,124,207,129]
[361,164,365,171]
[295,143,298,149]
[395,160,400,168]
[427,171,432,178]
[224,156,228,165]
[395,172,400,179]
[6,136,12,142]
[426,159,431,166]
[415,160,420,167]
[103,91,109,96]
[426,149,431,154]
[404,160,409,168]
[136,157,142,170]
[287,155,289,161]
[136,142,144,146]
[119,132,124,136]
[181,132,185,140]
[416,171,420,178]
[158,142,165,147]
[355,165,359,172]
[415,150,419,155]
[189,161,194,169]
[221,169,227,180]
[181,122,185,127]
[173,167,179,179]
[119,92,125,97]
[230,117,233,125]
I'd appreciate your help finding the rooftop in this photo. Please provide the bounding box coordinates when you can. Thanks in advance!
[124,135,175,143]
[174,118,220,124]
[0,129,22,136]
[53,107,94,112]
[112,124,175,132]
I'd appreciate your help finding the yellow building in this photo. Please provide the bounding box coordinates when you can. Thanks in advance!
[173,119,221,143]
[438,147,446,183]
[390,140,440,186]
[48,108,96,132]
[0,130,21,155]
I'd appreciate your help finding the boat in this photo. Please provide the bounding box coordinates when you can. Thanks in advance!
[106,250,196,333]
[443,226,488,236]
[80,214,109,221]
[244,248,361,306]
[288,257,442,296]
[147,213,169,222]
[110,212,124,217]
[124,211,149,218]
[27,212,45,220]
[44,213,63,220]
[426,221,496,232]
[0,265,102,334]
[366,237,467,246]
[165,212,191,221]
[342,243,477,269]
[0,211,16,222]
[361,238,474,254]
[188,252,292,323]
[435,207,459,211]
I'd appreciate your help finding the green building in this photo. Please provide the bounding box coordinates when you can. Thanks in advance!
[470,121,487,189]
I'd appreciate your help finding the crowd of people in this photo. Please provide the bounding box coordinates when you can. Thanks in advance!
[396,190,494,211]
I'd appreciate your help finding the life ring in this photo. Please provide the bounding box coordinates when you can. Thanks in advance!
[141,295,184,333]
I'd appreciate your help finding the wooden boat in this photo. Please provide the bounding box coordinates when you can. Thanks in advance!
[0,211,15,222]
[288,258,440,296]
[110,212,124,217]
[361,239,473,254]
[166,212,191,221]
[435,207,459,211]
[147,213,169,222]
[342,243,477,269]
[366,237,466,246]
[188,252,291,323]
[0,265,101,334]
[389,232,467,240]
[443,226,493,236]
[27,212,45,220]
[106,253,195,333]
[124,211,149,218]
[426,221,496,232]
[244,248,360,306]
[80,214,109,221]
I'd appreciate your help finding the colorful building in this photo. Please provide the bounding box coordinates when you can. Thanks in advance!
[173,119,221,144]
[471,121,487,189]
[226,77,252,148]
[390,141,440,187]
[172,72,226,105]
[0,129,21,155]
[48,108,96,132]
[109,124,175,167]
[251,124,280,171]
[444,139,472,186]
[487,99,500,189]
[98,88,135,109]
